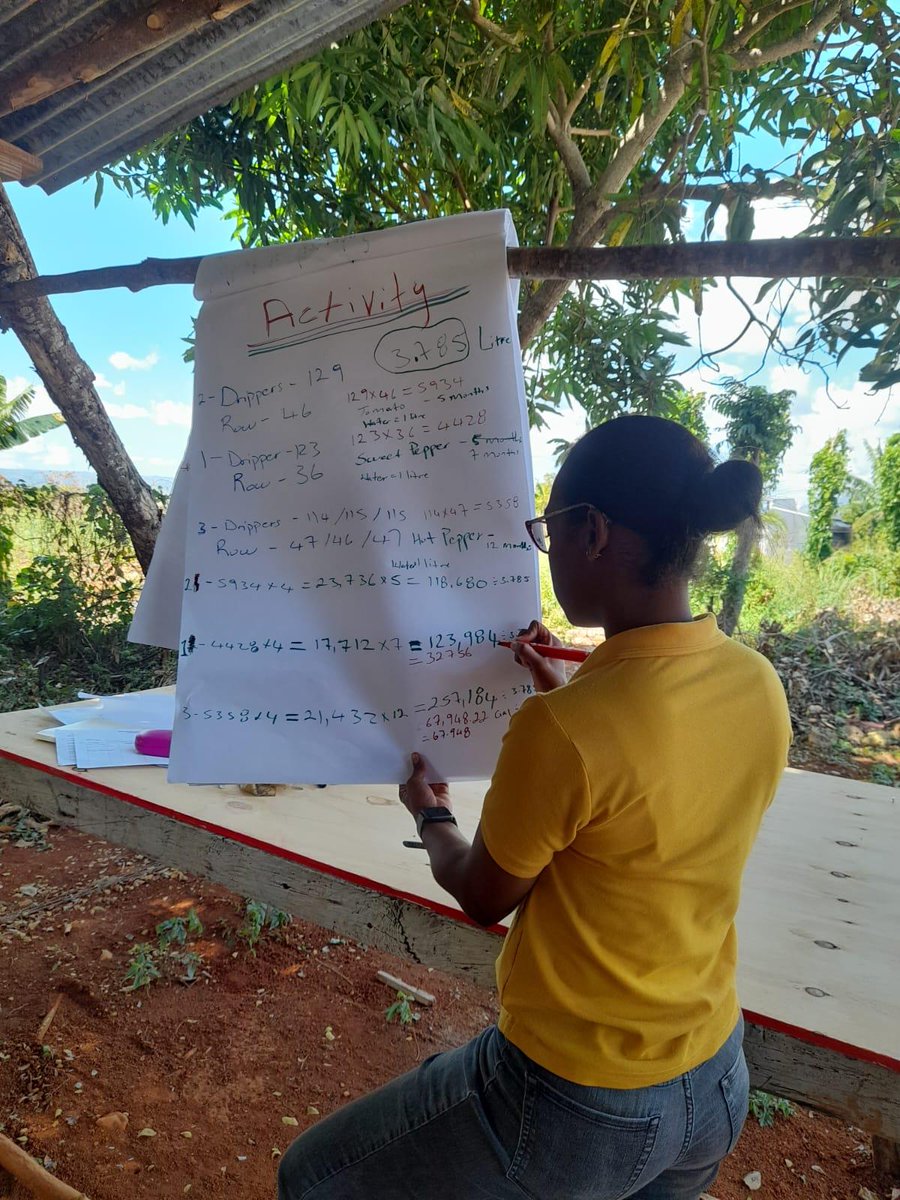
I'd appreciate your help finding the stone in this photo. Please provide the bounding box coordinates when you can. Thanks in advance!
[96,1111,128,1135]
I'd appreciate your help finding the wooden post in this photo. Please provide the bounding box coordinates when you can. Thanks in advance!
[0,139,42,183]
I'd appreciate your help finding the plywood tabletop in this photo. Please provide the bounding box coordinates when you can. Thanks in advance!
[1,697,896,1067]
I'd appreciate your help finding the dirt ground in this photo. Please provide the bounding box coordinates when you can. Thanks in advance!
[0,821,890,1200]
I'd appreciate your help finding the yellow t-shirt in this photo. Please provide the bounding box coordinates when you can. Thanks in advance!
[480,614,791,1088]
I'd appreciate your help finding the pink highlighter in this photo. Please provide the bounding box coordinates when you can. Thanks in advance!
[134,729,173,758]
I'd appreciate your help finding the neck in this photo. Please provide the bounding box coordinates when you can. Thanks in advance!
[598,581,693,640]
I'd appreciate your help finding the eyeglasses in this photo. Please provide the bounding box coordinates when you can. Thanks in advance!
[525,504,607,554]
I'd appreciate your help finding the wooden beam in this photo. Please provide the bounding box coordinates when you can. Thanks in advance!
[0,137,42,182]
[511,238,900,281]
[0,238,897,305]
[0,0,257,119]
[3,749,899,1143]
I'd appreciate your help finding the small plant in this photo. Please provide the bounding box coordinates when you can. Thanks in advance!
[171,950,203,984]
[385,991,419,1026]
[237,899,292,953]
[125,943,161,990]
[749,1090,794,1127]
[156,907,203,950]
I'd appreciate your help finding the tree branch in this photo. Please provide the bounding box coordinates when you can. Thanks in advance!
[635,177,811,206]
[576,35,696,246]
[458,0,521,47]
[546,100,592,197]
[0,240,896,304]
[729,0,846,69]
[0,184,161,570]
[564,70,595,125]
[730,0,821,52]
[517,0,850,348]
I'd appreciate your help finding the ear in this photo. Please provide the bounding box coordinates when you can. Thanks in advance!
[584,510,611,560]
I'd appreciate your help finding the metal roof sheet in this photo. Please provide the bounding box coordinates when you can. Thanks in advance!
[0,0,403,193]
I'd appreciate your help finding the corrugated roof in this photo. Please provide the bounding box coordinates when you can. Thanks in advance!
[0,0,405,193]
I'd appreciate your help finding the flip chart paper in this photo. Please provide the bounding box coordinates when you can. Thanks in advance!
[128,456,189,651]
[163,211,540,784]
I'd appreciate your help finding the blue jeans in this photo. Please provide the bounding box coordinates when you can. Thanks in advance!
[278,1018,749,1199]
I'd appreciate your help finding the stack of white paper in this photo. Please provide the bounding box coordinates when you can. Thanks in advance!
[38,693,175,769]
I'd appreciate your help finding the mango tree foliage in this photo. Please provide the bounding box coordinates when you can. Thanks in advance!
[106,0,900,412]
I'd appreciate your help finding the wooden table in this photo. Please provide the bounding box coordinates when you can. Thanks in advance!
[1,698,897,1170]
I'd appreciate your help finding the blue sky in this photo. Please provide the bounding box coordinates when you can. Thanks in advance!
[0,178,897,504]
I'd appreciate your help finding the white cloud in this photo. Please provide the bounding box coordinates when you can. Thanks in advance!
[105,402,148,420]
[101,399,191,427]
[778,382,900,505]
[751,200,812,242]
[766,364,814,398]
[0,440,74,469]
[94,373,127,397]
[151,400,191,428]
[136,455,181,473]
[109,350,159,371]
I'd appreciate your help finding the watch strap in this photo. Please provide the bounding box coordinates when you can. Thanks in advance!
[415,806,458,838]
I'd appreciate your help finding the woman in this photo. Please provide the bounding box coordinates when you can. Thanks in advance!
[278,415,791,1200]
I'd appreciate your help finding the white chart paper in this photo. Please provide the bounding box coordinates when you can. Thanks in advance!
[166,212,539,784]
[129,457,190,651]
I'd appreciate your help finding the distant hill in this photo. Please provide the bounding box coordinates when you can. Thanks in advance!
[0,467,174,493]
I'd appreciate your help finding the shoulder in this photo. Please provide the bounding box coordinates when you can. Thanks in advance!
[720,636,788,695]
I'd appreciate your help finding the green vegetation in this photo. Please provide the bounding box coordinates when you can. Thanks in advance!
[124,943,162,991]
[385,992,419,1026]
[711,380,798,634]
[806,432,850,562]
[157,908,204,951]
[0,482,173,712]
[749,1090,794,1128]
[124,907,207,990]
[0,376,63,451]
[238,899,292,954]
[106,2,900,402]
[877,433,900,553]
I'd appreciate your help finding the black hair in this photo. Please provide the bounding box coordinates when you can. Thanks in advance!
[557,414,763,583]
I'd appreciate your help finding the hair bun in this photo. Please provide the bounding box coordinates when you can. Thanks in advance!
[687,459,763,534]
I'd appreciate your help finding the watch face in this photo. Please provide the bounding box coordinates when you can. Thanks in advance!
[417,806,456,835]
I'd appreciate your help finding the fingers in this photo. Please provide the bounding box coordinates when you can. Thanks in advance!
[513,640,541,667]
[408,753,447,791]
[516,619,547,644]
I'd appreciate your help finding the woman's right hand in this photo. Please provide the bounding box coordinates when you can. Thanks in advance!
[511,620,567,693]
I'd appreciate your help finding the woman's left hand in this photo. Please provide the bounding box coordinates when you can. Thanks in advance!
[399,752,451,817]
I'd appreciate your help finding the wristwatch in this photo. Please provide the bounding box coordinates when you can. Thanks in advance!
[415,806,458,838]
